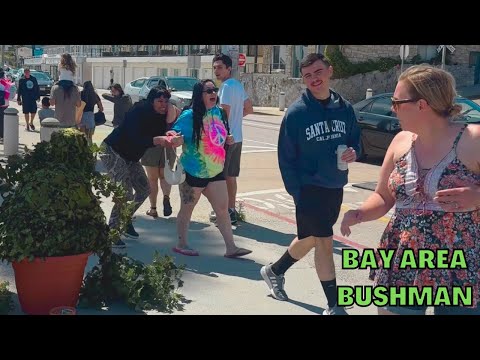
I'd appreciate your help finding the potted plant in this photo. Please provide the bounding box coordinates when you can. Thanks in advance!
[0,128,131,315]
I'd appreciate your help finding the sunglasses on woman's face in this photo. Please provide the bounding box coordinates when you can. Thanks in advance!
[391,97,419,109]
[203,88,219,94]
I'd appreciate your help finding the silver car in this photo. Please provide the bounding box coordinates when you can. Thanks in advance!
[136,76,198,109]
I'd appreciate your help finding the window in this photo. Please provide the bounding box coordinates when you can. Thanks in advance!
[469,51,480,67]
[157,80,167,89]
[316,45,326,54]
[133,78,146,88]
[272,45,286,70]
[160,68,168,76]
[147,78,160,88]
[417,45,437,61]
[173,69,180,76]
[370,97,393,116]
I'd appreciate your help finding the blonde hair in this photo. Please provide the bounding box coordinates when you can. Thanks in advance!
[59,53,77,75]
[399,64,462,118]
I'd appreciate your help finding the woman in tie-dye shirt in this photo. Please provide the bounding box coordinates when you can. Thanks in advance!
[167,79,252,259]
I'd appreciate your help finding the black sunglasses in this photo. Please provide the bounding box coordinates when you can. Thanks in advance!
[391,97,419,107]
[203,88,219,94]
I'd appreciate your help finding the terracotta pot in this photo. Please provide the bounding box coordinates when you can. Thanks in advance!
[12,252,90,315]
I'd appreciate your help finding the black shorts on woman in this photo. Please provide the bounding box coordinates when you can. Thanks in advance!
[185,171,225,188]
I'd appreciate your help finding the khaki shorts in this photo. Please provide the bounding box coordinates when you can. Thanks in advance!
[141,146,177,168]
[223,142,242,177]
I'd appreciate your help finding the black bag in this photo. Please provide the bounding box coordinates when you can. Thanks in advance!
[94,111,106,126]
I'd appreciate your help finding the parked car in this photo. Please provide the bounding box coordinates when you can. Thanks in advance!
[353,92,480,160]
[124,77,148,103]
[15,70,54,96]
[126,76,198,109]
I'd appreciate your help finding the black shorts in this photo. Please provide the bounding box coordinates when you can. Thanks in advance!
[296,185,343,239]
[22,100,38,114]
[185,171,225,188]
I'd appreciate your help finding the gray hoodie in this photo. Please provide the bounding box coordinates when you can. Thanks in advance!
[102,93,133,127]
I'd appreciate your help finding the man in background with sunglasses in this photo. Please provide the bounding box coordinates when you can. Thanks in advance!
[211,53,254,225]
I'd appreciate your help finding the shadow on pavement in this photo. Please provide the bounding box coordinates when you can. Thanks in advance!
[287,298,325,315]
[232,221,296,246]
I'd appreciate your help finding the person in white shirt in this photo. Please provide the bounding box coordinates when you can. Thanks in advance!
[58,53,76,84]
[211,53,253,224]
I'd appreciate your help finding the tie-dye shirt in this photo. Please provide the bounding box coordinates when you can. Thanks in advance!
[171,106,228,178]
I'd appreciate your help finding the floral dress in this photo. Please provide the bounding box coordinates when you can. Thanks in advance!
[370,125,480,308]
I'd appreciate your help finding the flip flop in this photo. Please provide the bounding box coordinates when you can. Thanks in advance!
[172,246,199,256]
[224,247,252,259]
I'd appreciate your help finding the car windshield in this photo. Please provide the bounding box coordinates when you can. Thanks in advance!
[31,72,50,81]
[167,78,197,91]
[455,98,480,123]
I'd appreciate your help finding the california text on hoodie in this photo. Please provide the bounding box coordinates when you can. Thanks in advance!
[277,88,361,203]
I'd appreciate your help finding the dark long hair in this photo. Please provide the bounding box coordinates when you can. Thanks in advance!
[192,79,217,149]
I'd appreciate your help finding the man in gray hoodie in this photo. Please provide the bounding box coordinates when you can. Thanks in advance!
[102,83,133,127]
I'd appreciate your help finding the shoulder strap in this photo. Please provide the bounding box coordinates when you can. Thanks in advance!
[452,124,467,150]
[220,107,230,135]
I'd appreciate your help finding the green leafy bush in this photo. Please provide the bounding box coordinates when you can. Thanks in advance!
[324,45,399,79]
[80,251,186,313]
[0,129,130,262]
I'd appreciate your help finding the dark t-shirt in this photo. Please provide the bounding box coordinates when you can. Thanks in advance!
[81,91,100,112]
[104,101,167,162]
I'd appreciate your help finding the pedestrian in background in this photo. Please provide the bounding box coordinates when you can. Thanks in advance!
[17,68,40,131]
[79,81,104,145]
[210,53,253,225]
[101,83,133,128]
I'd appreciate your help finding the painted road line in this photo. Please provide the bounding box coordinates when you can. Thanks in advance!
[244,139,278,147]
[243,121,280,131]
[242,149,278,154]
[242,202,367,250]
[238,188,286,197]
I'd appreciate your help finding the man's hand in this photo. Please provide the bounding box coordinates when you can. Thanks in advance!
[17,100,21,106]
[226,134,234,145]
[341,147,357,163]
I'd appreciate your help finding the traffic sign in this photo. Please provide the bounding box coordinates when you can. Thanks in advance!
[238,53,246,67]
[437,45,455,53]
[399,45,409,60]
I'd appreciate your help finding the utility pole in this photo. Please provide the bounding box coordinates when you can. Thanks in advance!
[1,45,5,69]
[441,45,446,70]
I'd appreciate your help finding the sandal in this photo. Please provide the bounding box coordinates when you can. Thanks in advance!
[172,246,199,256]
[146,207,158,218]
[224,247,252,259]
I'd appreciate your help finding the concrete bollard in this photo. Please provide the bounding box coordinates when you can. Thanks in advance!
[279,92,286,111]
[40,118,62,142]
[3,108,19,156]
[366,89,373,99]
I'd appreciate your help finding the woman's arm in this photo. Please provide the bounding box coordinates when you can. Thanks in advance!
[96,94,104,112]
[341,132,410,236]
